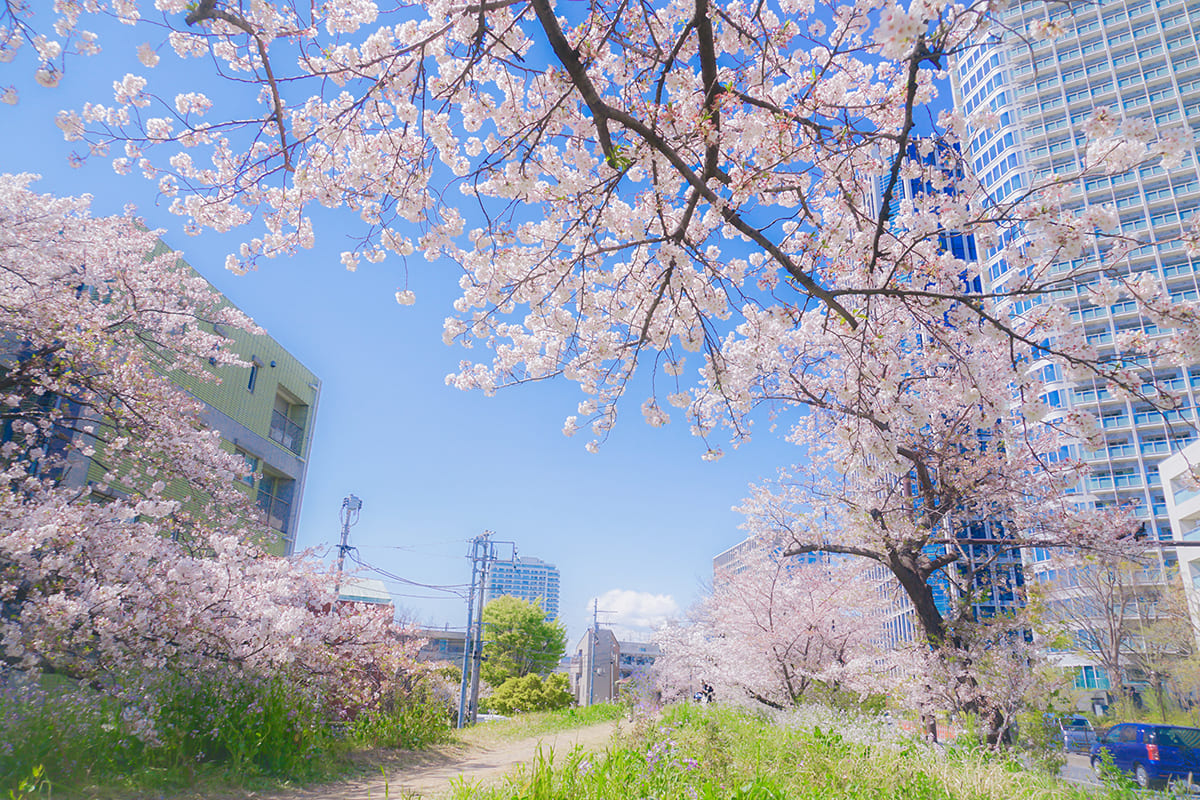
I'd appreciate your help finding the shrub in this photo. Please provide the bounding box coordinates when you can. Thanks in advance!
[153,673,335,780]
[0,677,136,795]
[483,674,574,716]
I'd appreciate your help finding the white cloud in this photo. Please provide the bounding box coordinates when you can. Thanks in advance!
[590,589,679,639]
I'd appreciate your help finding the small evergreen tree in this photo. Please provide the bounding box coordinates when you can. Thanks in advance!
[480,597,566,686]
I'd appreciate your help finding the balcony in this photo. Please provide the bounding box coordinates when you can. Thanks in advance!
[269,409,305,455]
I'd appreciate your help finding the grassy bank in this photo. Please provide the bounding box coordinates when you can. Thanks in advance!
[452,704,1108,800]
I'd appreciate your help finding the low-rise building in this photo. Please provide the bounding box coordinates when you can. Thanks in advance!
[55,242,320,556]
[568,630,660,706]
[414,628,468,664]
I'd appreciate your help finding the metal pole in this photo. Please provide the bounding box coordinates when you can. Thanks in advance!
[457,535,480,728]
[588,599,597,706]
[469,532,493,724]
[334,494,362,597]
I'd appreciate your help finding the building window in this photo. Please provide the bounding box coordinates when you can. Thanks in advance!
[234,448,259,486]
[269,392,307,455]
[257,471,294,535]
[1073,665,1111,691]
[247,357,261,393]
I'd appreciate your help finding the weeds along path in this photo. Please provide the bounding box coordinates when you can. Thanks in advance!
[202,720,620,800]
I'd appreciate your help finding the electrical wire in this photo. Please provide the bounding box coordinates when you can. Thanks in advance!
[348,551,470,593]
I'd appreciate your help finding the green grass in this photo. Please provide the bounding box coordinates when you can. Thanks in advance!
[0,671,456,799]
[454,704,625,748]
[449,704,1116,800]
[0,674,348,799]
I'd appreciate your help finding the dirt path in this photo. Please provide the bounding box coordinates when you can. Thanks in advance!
[212,721,619,800]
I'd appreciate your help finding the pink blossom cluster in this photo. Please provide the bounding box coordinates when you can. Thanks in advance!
[655,548,890,709]
[0,175,423,731]
[0,0,1187,464]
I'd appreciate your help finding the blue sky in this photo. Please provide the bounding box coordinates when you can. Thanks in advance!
[1,20,803,642]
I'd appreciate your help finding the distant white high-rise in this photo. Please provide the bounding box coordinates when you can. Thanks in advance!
[483,555,561,620]
[952,0,1200,580]
[1160,441,1200,633]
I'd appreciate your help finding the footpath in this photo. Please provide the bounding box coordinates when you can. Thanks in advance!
[185,720,619,800]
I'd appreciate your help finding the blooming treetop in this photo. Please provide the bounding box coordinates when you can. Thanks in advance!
[655,547,890,709]
[0,175,419,725]
[2,0,1196,460]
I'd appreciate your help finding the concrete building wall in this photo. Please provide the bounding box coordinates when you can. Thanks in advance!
[569,629,619,706]
[1160,441,1200,638]
[415,628,468,664]
[568,630,660,706]
[76,241,320,556]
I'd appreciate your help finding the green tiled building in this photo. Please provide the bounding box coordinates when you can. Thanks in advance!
[190,314,320,557]
[77,246,321,557]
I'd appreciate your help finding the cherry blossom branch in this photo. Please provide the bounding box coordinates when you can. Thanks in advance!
[185,1,293,172]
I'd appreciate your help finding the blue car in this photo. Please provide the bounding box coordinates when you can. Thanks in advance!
[1090,722,1200,789]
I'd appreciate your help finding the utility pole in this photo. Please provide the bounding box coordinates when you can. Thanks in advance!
[588,599,597,706]
[334,494,362,597]
[456,533,483,729]
[586,599,615,706]
[455,531,516,727]
[469,539,494,724]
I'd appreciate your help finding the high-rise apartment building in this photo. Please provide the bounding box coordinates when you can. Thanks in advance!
[483,555,561,620]
[953,1,1200,556]
[712,534,795,580]
[951,0,1200,660]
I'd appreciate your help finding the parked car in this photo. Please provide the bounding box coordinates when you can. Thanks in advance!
[1048,715,1098,754]
[1089,722,1200,789]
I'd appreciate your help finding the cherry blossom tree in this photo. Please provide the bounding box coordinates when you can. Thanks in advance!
[655,547,890,709]
[0,174,420,731]
[1,0,1195,451]
[734,394,1143,739]
[3,0,1199,736]
[1032,552,1194,715]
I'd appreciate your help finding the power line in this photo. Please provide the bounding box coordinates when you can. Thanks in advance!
[356,538,467,554]
[348,552,469,592]
[384,590,469,600]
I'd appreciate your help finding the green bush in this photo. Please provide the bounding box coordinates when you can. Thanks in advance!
[483,674,574,716]
[154,673,335,780]
[0,680,136,795]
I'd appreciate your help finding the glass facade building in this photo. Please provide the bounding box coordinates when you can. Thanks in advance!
[951,0,1200,580]
[869,143,1025,635]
